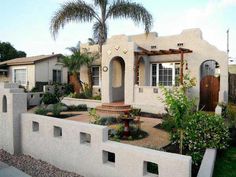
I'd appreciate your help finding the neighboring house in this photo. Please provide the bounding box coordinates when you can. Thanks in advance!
[0,54,68,91]
[229,65,236,74]
[229,57,236,65]
[80,28,228,113]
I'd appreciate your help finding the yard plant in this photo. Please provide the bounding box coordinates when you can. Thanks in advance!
[50,0,153,51]
[160,74,196,154]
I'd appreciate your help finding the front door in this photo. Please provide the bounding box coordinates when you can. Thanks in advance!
[199,76,220,111]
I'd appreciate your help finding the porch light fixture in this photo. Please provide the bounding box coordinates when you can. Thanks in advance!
[102,66,108,72]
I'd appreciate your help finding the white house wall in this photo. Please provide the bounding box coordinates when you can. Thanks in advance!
[9,65,35,90]
[35,57,68,84]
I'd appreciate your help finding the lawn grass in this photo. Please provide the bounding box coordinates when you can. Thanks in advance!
[213,147,236,177]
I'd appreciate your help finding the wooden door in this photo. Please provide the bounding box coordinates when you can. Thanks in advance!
[200,76,220,111]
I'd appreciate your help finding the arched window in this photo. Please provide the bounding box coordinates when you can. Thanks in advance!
[2,95,7,113]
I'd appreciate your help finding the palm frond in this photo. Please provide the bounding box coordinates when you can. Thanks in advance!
[66,41,81,53]
[88,38,98,45]
[50,0,100,39]
[106,0,153,33]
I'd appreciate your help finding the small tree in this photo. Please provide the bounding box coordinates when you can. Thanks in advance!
[60,52,86,93]
[160,74,196,154]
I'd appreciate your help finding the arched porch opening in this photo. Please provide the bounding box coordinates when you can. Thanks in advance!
[199,60,220,111]
[109,56,125,102]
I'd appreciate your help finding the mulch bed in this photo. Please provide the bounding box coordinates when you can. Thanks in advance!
[0,149,82,177]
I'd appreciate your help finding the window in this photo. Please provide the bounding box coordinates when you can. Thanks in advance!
[92,66,100,86]
[14,69,26,85]
[53,70,62,83]
[151,63,180,86]
[151,64,157,86]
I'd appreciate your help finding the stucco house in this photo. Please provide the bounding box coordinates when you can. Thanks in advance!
[0,54,68,91]
[79,28,228,114]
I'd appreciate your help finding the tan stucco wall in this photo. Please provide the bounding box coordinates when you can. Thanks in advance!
[80,44,102,95]
[80,28,228,113]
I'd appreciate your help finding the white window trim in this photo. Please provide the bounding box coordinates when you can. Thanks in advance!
[150,63,178,87]
[12,67,27,86]
[92,66,101,88]
[52,69,62,83]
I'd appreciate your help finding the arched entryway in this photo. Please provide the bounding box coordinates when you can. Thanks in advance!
[110,57,125,102]
[199,60,220,111]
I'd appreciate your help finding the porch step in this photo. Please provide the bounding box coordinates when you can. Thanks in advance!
[101,103,131,110]
[96,103,132,116]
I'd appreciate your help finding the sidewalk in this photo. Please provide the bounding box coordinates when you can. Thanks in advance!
[0,161,31,177]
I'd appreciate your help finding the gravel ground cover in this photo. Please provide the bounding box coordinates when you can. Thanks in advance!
[0,149,82,177]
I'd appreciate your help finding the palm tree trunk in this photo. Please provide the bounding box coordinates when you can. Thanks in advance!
[70,72,83,94]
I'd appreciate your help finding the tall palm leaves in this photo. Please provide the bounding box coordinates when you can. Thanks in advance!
[50,0,153,50]
[60,52,86,93]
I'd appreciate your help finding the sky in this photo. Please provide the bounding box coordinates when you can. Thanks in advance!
[0,0,236,59]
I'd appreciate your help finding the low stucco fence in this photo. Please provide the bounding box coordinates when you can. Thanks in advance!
[21,113,192,177]
[27,92,44,107]
[62,97,102,108]
[197,149,217,177]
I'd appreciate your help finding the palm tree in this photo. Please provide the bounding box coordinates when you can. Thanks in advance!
[50,0,153,51]
[88,38,98,46]
[60,52,85,93]
[66,41,81,54]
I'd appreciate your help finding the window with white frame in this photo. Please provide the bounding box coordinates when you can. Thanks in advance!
[53,70,62,83]
[92,66,100,86]
[14,69,27,85]
[151,63,180,86]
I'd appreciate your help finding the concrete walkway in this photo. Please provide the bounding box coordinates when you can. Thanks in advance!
[0,161,31,177]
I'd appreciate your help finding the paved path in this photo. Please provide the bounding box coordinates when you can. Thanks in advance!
[0,161,31,177]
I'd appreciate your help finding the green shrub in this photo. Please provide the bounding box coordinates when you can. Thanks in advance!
[67,104,87,111]
[41,93,58,105]
[92,95,101,100]
[130,108,141,117]
[35,107,48,115]
[98,117,117,125]
[161,114,176,132]
[183,112,230,165]
[109,123,148,140]
[30,86,41,92]
[89,109,101,124]
[222,104,236,128]
[52,103,62,117]
[63,83,74,95]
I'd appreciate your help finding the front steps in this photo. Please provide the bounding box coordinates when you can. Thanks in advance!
[96,102,131,116]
